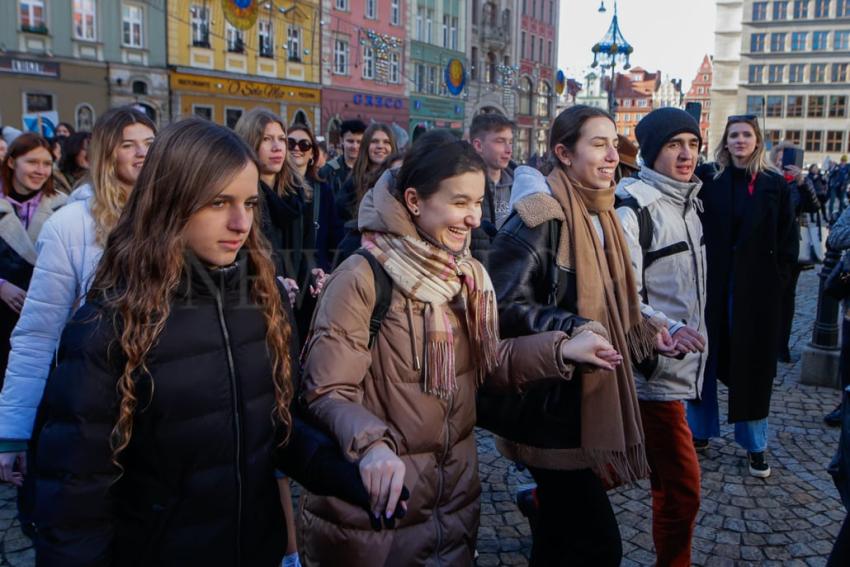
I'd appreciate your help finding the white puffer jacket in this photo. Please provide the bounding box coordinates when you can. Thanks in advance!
[0,183,102,441]
[616,168,708,402]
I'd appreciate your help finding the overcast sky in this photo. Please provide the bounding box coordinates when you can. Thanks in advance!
[558,0,717,91]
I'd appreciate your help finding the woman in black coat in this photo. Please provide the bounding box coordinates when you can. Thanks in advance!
[32,120,380,567]
[686,114,797,478]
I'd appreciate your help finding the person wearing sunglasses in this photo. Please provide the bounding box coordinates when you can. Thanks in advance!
[687,114,797,479]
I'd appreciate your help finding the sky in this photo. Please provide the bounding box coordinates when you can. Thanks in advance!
[558,0,717,92]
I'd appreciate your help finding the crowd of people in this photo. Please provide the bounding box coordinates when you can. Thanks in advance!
[0,102,847,567]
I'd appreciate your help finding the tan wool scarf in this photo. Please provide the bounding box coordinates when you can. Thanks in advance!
[546,166,655,485]
[361,231,500,399]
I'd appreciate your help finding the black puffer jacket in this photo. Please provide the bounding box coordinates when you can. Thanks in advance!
[32,256,357,567]
[477,210,589,457]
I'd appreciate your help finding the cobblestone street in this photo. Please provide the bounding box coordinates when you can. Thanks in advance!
[0,269,844,566]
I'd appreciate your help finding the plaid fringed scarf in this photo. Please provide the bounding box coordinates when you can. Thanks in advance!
[361,231,500,398]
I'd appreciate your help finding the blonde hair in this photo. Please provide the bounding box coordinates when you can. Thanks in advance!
[88,107,156,245]
[234,108,304,196]
[713,117,776,179]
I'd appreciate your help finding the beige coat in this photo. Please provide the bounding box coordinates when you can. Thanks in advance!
[299,181,573,566]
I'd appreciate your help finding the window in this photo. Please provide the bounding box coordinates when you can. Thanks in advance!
[132,80,147,94]
[811,62,827,82]
[259,20,273,58]
[831,95,848,116]
[426,9,433,42]
[624,127,630,136]
[427,65,437,95]
[73,0,96,41]
[791,31,807,50]
[748,64,765,83]
[539,37,544,62]
[698,86,705,94]
[75,104,94,131]
[520,31,526,59]
[789,64,804,83]
[637,99,649,108]
[550,0,555,24]
[765,130,782,149]
[519,78,533,115]
[391,0,400,25]
[389,51,400,83]
[808,94,826,116]
[333,39,348,75]
[771,32,786,51]
[365,0,376,19]
[442,15,449,48]
[793,0,809,17]
[769,64,784,82]
[827,131,846,152]
[122,4,144,48]
[753,1,768,19]
[813,30,829,49]
[805,130,823,152]
[225,108,243,130]
[839,0,850,15]
[774,0,789,18]
[836,30,850,49]
[415,63,426,92]
[361,45,374,79]
[451,17,458,50]
[834,62,850,81]
[193,105,213,121]
[747,95,765,115]
[548,40,553,66]
[815,0,830,17]
[20,0,46,32]
[226,22,244,53]
[787,94,805,116]
[335,0,348,10]
[766,95,784,117]
[25,92,53,114]
[416,7,426,41]
[191,4,210,47]
[287,25,301,62]
[537,81,552,118]
[785,130,802,146]
[470,46,478,80]
[752,33,766,51]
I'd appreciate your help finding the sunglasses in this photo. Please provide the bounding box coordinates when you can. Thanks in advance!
[727,114,758,123]
[287,138,313,152]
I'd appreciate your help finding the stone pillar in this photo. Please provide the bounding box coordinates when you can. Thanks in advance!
[800,247,842,388]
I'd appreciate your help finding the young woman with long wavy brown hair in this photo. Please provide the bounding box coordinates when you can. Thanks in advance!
[29,119,355,566]
[0,107,155,500]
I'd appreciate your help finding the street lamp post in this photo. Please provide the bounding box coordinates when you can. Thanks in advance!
[590,0,633,116]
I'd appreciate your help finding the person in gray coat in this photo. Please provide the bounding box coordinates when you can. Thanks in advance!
[615,107,707,567]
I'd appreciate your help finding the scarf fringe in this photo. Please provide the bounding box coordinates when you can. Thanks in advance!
[583,444,651,488]
[627,317,662,364]
[469,289,500,385]
[424,341,457,399]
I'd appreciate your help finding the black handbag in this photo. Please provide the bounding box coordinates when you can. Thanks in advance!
[825,252,850,299]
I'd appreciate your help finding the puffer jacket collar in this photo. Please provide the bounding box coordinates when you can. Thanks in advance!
[357,169,418,239]
[618,167,702,208]
[175,251,250,304]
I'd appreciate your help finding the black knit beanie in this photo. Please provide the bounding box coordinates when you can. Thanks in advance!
[635,107,702,169]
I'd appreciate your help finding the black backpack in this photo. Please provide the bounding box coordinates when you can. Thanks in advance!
[353,249,393,348]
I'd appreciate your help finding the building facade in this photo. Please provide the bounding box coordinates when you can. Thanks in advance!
[167,1,321,129]
[320,0,408,148]
[574,69,609,109]
[514,0,559,160]
[710,0,850,164]
[614,67,660,143]
[0,0,168,133]
[408,0,467,136]
[654,76,684,109]
[683,54,713,154]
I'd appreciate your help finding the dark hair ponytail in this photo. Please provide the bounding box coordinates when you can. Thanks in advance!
[393,129,486,201]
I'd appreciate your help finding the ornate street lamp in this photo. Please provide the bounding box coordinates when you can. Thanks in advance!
[590,0,633,115]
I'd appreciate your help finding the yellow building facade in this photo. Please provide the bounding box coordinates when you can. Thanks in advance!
[167,0,321,128]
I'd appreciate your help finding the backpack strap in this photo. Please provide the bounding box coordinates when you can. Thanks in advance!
[615,194,654,302]
[354,249,393,348]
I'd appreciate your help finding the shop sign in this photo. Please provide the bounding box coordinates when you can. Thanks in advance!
[0,57,59,78]
[170,72,319,103]
[352,93,404,109]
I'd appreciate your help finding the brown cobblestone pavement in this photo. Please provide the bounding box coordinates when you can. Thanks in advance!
[0,269,843,566]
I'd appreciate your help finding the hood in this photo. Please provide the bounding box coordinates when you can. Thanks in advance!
[616,167,702,208]
[68,182,94,205]
[357,169,418,239]
[509,166,552,211]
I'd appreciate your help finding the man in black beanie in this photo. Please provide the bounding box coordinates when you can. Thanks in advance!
[615,106,707,566]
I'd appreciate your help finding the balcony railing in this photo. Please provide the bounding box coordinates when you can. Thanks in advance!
[21,23,48,35]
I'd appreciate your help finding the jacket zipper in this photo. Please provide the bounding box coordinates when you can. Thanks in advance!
[214,291,244,565]
[683,202,706,401]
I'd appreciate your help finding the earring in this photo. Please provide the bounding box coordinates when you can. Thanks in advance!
[411,207,419,215]
[565,160,571,166]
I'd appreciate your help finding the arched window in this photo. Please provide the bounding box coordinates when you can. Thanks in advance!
[519,77,533,115]
[537,81,552,118]
[132,80,148,95]
[75,103,95,131]
[482,2,497,26]
[292,109,309,127]
[487,52,497,84]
